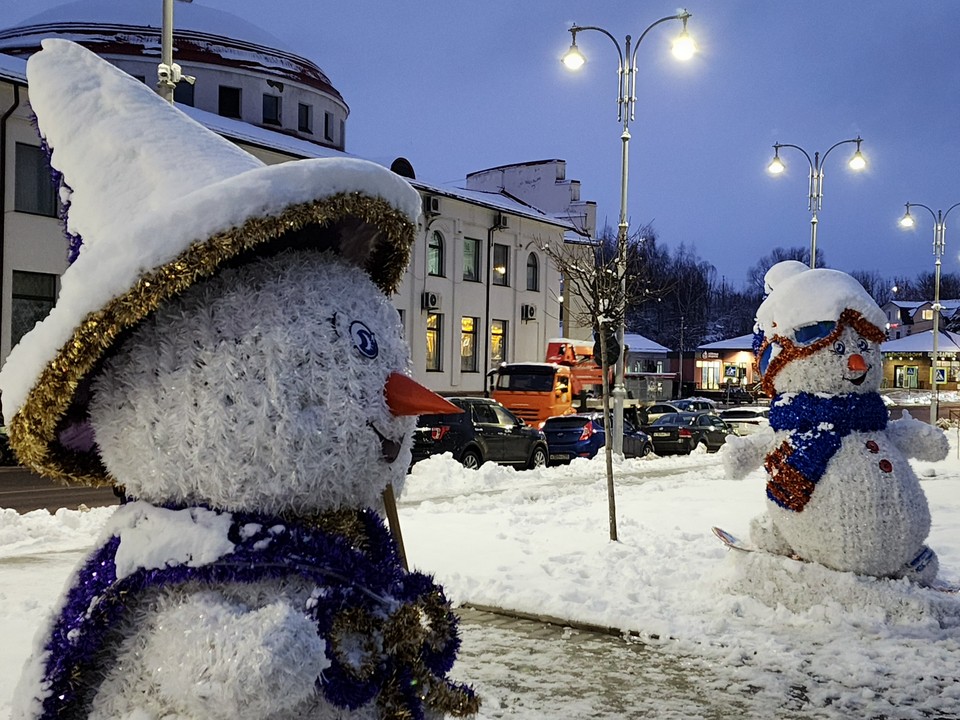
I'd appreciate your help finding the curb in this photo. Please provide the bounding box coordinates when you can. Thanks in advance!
[458,602,662,641]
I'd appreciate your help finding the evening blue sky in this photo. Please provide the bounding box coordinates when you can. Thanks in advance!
[6,0,960,290]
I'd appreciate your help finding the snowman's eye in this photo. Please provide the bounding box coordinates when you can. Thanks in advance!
[831,341,846,355]
[349,321,379,359]
[333,313,379,359]
[856,338,869,353]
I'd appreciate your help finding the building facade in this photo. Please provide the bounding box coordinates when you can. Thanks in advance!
[0,3,593,397]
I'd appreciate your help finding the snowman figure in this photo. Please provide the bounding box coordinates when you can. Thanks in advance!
[4,41,478,719]
[722,260,948,584]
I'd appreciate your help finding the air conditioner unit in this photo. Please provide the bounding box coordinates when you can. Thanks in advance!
[421,290,441,311]
[423,195,441,217]
[495,212,510,229]
[521,303,537,321]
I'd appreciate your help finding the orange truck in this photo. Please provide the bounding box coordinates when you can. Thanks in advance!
[491,338,607,427]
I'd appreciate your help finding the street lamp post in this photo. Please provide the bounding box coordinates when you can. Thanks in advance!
[899,201,960,424]
[158,0,195,104]
[562,10,695,455]
[767,137,866,268]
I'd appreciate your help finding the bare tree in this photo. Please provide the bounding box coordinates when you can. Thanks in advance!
[747,246,825,291]
[849,269,894,307]
[540,225,658,542]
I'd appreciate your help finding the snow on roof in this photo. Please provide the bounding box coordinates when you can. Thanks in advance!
[881,329,960,354]
[0,51,25,83]
[2,0,293,55]
[698,333,755,351]
[623,332,669,354]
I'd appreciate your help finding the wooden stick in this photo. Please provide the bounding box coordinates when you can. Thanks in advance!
[382,483,408,571]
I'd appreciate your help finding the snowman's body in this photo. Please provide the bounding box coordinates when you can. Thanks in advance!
[723,262,947,584]
[758,419,934,577]
[13,251,474,720]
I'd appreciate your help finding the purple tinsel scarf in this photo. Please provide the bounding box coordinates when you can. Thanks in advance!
[29,503,475,720]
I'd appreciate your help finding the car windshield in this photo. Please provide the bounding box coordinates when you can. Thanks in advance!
[652,413,689,425]
[496,372,555,392]
[543,416,591,430]
[721,410,766,420]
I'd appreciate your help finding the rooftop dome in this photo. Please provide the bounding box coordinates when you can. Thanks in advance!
[0,0,345,102]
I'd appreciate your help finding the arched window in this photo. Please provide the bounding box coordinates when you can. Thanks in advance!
[526,252,539,291]
[428,231,445,277]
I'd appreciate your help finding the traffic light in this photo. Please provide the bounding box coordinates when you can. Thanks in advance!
[592,326,620,367]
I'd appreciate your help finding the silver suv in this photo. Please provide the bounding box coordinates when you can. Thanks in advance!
[718,406,770,436]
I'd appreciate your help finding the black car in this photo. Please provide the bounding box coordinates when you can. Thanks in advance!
[542,413,653,464]
[644,412,735,455]
[411,397,548,470]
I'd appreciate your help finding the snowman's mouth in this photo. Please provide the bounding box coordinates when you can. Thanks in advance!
[846,370,869,386]
[371,423,402,463]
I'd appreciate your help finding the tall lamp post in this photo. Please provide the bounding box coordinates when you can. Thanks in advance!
[767,137,867,268]
[899,201,960,424]
[158,0,195,103]
[562,10,695,454]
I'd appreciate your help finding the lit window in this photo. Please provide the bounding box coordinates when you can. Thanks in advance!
[426,313,443,371]
[463,237,481,282]
[526,252,540,291]
[461,316,478,372]
[492,243,510,286]
[14,144,57,217]
[491,319,507,366]
[262,94,281,125]
[428,231,445,277]
[922,309,934,321]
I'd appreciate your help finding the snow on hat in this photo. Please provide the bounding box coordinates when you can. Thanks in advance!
[756,261,886,338]
[753,261,887,393]
[0,39,422,485]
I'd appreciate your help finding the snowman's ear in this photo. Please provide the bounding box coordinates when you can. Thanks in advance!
[758,342,778,376]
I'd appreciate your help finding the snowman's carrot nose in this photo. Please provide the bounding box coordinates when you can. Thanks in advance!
[385,372,463,416]
[847,354,868,372]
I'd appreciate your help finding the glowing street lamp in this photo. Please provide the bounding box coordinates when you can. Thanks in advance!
[767,137,866,268]
[561,10,695,456]
[899,201,960,423]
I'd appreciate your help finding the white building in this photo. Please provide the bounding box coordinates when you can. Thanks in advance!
[0,1,595,397]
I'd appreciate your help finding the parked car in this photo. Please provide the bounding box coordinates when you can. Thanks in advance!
[718,406,771,436]
[643,402,682,424]
[542,413,654,464]
[672,398,717,413]
[644,412,736,455]
[411,397,548,470]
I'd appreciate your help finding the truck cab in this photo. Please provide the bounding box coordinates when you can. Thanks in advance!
[492,363,575,427]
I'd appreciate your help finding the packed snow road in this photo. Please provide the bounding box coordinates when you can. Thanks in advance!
[400,448,960,719]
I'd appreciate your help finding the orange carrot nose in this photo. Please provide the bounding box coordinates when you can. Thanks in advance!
[847,354,868,372]
[385,372,463,417]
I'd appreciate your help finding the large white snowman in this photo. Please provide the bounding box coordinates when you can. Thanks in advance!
[722,260,948,585]
[3,41,478,719]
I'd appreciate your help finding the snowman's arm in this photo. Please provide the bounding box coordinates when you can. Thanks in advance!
[141,591,328,719]
[887,411,949,462]
[720,428,775,479]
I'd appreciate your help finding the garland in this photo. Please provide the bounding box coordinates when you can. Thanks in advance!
[30,503,479,720]
[764,392,888,512]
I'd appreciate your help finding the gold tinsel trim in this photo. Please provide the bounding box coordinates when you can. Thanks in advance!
[756,308,886,397]
[8,193,415,487]
[293,508,371,551]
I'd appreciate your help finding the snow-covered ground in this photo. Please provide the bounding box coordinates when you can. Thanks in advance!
[3,436,960,718]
